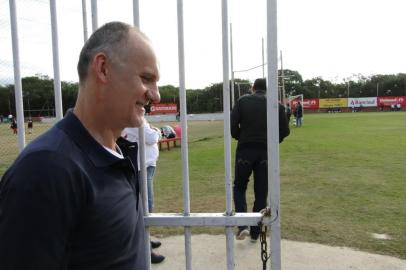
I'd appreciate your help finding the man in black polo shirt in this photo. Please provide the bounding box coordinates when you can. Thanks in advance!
[231,78,290,242]
[0,22,160,270]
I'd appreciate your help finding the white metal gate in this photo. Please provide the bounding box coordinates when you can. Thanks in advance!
[8,0,281,269]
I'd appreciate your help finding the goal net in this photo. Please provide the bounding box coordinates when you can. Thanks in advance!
[287,94,304,125]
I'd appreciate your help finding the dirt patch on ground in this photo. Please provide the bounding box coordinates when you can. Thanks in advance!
[152,234,406,270]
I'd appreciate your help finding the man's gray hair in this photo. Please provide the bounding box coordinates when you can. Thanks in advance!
[77,21,134,84]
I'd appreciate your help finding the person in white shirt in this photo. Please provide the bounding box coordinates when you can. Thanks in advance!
[122,118,164,264]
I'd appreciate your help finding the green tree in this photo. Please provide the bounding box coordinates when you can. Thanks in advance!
[61,81,79,113]
[279,69,303,97]
[0,85,11,116]
[21,75,54,116]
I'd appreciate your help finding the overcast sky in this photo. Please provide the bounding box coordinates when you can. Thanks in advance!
[0,0,405,89]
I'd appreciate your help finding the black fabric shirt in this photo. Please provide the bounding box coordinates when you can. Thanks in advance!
[231,90,290,146]
[0,112,146,270]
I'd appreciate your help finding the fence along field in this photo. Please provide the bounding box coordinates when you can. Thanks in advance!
[0,112,405,259]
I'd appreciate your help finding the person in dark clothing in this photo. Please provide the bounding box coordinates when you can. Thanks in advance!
[295,102,303,127]
[10,118,17,134]
[0,22,161,270]
[286,103,292,124]
[27,118,33,134]
[231,78,290,242]
[176,111,180,121]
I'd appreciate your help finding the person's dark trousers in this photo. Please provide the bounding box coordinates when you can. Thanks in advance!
[233,145,268,239]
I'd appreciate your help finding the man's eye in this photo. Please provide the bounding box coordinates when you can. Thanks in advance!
[142,76,153,82]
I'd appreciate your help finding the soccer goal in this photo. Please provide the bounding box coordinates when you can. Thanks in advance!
[287,94,304,126]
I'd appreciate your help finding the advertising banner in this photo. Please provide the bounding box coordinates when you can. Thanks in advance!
[348,97,377,107]
[150,103,177,115]
[319,98,347,108]
[303,98,319,109]
[378,96,406,106]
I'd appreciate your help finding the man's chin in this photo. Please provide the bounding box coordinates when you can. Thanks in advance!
[132,117,144,128]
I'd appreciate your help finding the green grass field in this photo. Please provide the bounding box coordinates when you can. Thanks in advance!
[0,121,54,176]
[1,112,405,258]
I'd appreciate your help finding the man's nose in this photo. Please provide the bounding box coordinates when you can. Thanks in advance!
[147,86,160,104]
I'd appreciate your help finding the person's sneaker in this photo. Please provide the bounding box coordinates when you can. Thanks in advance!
[236,228,250,240]
[151,240,162,249]
[151,251,165,264]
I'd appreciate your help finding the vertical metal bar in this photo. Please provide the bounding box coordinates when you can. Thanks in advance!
[262,37,265,78]
[132,8,151,270]
[221,1,234,270]
[49,0,63,120]
[138,124,151,270]
[221,0,232,227]
[8,0,25,151]
[133,0,140,28]
[267,0,281,269]
[177,1,192,269]
[91,0,98,33]
[230,23,235,108]
[139,129,148,214]
[81,0,88,42]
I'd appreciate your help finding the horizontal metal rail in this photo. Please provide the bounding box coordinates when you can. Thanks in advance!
[144,213,275,227]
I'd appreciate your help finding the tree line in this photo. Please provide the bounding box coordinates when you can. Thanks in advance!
[1,71,405,117]
[282,70,406,99]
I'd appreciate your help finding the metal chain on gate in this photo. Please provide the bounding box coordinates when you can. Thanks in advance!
[258,207,272,270]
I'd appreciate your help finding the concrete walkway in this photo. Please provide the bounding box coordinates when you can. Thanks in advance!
[152,234,406,270]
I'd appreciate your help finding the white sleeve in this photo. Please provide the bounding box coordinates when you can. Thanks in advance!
[144,125,161,145]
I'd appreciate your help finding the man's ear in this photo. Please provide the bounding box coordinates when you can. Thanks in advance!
[92,53,109,84]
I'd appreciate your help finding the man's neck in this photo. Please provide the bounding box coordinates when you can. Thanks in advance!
[254,89,266,95]
[73,101,119,150]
